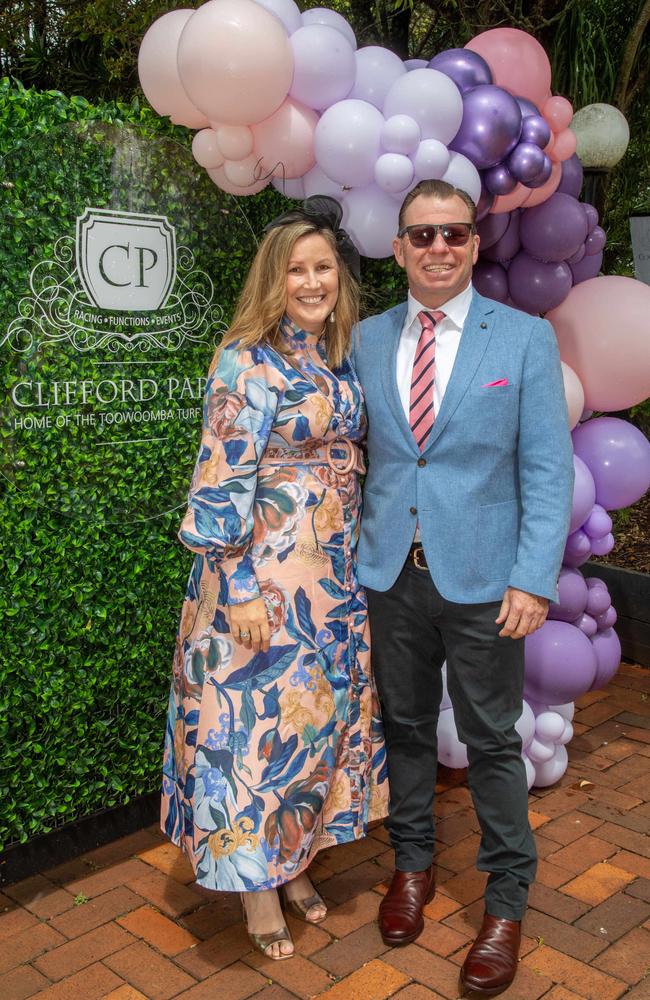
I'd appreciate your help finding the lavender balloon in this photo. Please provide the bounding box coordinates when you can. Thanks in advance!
[590,628,622,690]
[451,85,522,169]
[477,211,510,250]
[570,455,596,533]
[508,141,547,184]
[586,577,607,591]
[520,115,552,149]
[572,417,650,510]
[525,620,597,704]
[595,606,617,630]
[590,532,615,556]
[473,260,509,303]
[508,252,573,314]
[482,211,521,263]
[563,528,592,567]
[583,504,613,539]
[570,252,603,283]
[520,192,588,263]
[428,47,493,93]
[484,162,517,195]
[557,154,583,198]
[585,585,611,617]
[548,567,589,622]
[574,612,598,637]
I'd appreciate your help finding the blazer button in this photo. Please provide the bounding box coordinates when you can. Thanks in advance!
[410,506,417,515]
[417,458,426,467]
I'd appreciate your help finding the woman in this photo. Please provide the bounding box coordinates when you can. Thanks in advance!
[161,197,388,960]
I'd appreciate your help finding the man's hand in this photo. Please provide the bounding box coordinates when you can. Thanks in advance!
[227,597,271,653]
[496,587,549,639]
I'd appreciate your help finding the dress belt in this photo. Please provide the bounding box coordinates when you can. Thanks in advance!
[260,438,365,476]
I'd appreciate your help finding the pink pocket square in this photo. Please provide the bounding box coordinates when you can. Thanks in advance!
[482,378,509,387]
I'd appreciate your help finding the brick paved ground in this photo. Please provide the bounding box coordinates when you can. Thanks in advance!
[2,662,649,1000]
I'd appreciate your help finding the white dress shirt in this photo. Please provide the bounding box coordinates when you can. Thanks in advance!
[396,282,474,420]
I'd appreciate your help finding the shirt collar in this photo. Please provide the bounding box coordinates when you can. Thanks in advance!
[405,282,474,333]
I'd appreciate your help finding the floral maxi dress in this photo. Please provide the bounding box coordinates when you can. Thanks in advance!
[161,319,389,891]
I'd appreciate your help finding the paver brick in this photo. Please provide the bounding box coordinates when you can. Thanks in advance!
[575,889,650,941]
[33,922,134,981]
[65,860,152,900]
[178,895,241,939]
[50,886,144,938]
[0,924,67,974]
[103,940,197,1000]
[535,859,573,889]
[316,860,388,905]
[611,851,650,880]
[0,905,39,942]
[561,861,636,905]
[596,822,650,858]
[174,921,253,978]
[0,963,50,1000]
[29,961,123,1000]
[320,889,382,937]
[626,878,650,903]
[385,943,460,999]
[422,891,462,923]
[135,843,196,885]
[173,960,269,1000]
[416,916,469,958]
[82,829,162,869]
[283,913,332,957]
[524,907,608,962]
[317,957,410,999]
[243,951,333,999]
[124,868,202,919]
[311,920,387,977]
[546,834,618,874]
[393,986,447,1000]
[3,876,75,920]
[105,987,149,1000]
[437,867,487,907]
[522,943,627,999]
[527,882,590,922]
[318,836,386,873]
[592,925,650,983]
[434,834,481,874]
[540,811,605,846]
[116,905,199,956]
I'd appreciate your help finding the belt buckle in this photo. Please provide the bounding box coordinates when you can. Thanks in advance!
[412,545,427,570]
[325,438,356,475]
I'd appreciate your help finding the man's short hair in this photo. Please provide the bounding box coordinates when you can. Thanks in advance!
[398,179,477,231]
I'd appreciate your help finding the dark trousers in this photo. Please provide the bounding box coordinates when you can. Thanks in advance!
[367,561,536,921]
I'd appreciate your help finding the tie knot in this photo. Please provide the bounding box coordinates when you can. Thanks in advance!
[418,309,444,332]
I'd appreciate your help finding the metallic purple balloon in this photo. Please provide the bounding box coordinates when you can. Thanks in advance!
[507,142,546,183]
[520,192,588,263]
[482,211,521,263]
[583,203,599,233]
[473,259,509,303]
[515,96,540,118]
[484,162,517,195]
[477,210,509,249]
[585,226,606,255]
[451,85,522,169]
[476,187,495,221]
[428,47,492,93]
[570,251,602,283]
[507,251,572,313]
[525,154,553,189]
[521,115,552,149]
[557,154,583,198]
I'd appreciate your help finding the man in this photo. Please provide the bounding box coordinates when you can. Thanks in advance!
[353,179,573,999]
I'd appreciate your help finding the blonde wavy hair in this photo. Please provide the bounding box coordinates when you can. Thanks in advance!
[211,221,359,372]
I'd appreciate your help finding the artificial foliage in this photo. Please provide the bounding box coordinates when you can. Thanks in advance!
[0,81,403,849]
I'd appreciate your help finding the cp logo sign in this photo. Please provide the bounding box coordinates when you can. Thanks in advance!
[76,208,177,312]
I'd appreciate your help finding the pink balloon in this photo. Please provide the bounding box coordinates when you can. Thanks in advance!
[177,0,293,125]
[252,98,318,179]
[490,184,530,214]
[521,161,562,208]
[561,362,584,430]
[214,125,254,161]
[549,129,578,163]
[465,28,551,107]
[543,96,573,132]
[207,164,271,196]
[138,10,209,128]
[192,129,225,169]
[547,276,650,411]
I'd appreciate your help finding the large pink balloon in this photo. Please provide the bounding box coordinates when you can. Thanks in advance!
[177,0,293,126]
[138,10,209,128]
[547,275,650,411]
[490,184,530,214]
[466,28,551,108]
[207,164,271,196]
[252,98,318,179]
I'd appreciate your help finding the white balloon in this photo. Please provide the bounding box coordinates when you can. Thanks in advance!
[557,720,574,745]
[527,736,555,763]
[375,153,414,194]
[515,701,536,750]
[534,710,566,743]
[315,99,384,187]
[301,163,344,199]
[301,7,357,49]
[349,46,406,110]
[440,661,452,711]
[290,25,356,111]
[253,0,301,35]
[548,702,575,721]
[405,58,429,70]
[442,151,482,204]
[523,753,537,790]
[436,708,469,769]
[342,184,399,258]
[412,139,450,181]
[192,129,225,169]
[382,115,421,155]
[383,68,463,144]
[532,744,568,788]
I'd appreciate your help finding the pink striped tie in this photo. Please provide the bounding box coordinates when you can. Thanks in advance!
[410,309,444,451]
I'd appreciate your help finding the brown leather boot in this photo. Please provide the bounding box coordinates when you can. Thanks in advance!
[459,913,521,997]
[378,866,435,946]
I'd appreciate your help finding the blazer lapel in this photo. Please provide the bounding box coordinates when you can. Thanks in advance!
[379,303,420,453]
[423,291,495,451]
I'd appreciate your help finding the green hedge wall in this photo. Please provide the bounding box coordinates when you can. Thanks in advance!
[0,82,405,850]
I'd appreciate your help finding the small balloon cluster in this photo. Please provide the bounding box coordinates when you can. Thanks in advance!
[474,157,607,315]
[138,0,581,259]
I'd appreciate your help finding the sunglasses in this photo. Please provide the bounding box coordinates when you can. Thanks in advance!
[398,222,475,248]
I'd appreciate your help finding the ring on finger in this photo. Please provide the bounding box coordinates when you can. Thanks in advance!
[239,629,251,639]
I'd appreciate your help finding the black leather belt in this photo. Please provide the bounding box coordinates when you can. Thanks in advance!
[408,543,429,570]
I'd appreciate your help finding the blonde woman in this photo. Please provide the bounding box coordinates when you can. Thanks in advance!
[162,197,388,960]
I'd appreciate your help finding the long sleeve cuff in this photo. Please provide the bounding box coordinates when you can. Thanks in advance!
[221,553,261,605]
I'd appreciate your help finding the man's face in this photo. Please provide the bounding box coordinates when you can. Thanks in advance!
[393,194,480,308]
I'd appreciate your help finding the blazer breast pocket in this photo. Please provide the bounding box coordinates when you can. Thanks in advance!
[471,382,518,396]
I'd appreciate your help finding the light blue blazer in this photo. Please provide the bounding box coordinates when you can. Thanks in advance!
[352,290,574,603]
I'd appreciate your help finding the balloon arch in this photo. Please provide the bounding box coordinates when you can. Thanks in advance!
[138,0,650,788]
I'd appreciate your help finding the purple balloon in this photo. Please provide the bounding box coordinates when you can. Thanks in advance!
[583,203,599,233]
[557,154,583,198]
[590,532,615,556]
[572,417,650,510]
[595,606,617,630]
[473,260,509,303]
[451,85,522,169]
[477,210,510,249]
[570,455,597,533]
[525,620,597,703]
[520,115,552,149]
[583,504,613,539]
[566,244,586,265]
[484,162,518,195]
[508,251,572,314]
[520,192,589,263]
[483,211,521,263]
[585,226,606,255]
[570,251,603,283]
[574,612,598,637]
[515,96,541,118]
[524,154,553,189]
[476,187,495,221]
[563,528,592,567]
[548,567,589,622]
[585,585,611,617]
[507,142,546,183]
[590,628,621,690]
[428,48,492,93]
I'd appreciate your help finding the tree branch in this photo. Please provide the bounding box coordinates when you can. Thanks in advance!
[614,0,650,111]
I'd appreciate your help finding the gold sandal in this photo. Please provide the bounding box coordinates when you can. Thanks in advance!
[282,885,328,924]
[241,894,294,961]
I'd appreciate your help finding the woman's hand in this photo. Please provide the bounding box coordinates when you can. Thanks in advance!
[227,597,271,653]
